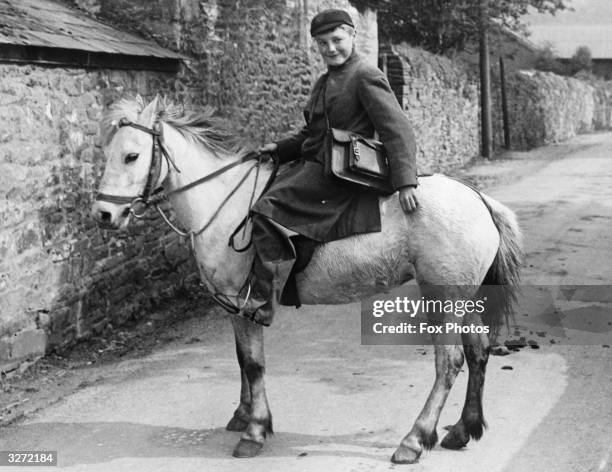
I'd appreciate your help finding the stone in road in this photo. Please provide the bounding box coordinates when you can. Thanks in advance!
[1,133,611,472]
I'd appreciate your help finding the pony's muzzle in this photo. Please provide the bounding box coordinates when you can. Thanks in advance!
[92,200,130,230]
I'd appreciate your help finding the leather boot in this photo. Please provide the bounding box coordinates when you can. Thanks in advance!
[239,214,297,325]
[241,257,295,326]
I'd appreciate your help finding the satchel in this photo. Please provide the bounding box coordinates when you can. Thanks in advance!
[317,74,394,194]
[325,128,394,194]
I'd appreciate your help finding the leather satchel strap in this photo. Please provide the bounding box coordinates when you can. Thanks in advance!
[314,72,330,130]
[323,74,330,130]
[321,72,381,141]
[321,73,381,143]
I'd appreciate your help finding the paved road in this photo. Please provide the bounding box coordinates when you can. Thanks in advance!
[1,133,612,471]
[483,133,612,472]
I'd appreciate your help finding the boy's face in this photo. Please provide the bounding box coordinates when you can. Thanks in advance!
[314,26,355,67]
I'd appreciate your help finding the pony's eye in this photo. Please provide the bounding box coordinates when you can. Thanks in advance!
[124,153,139,164]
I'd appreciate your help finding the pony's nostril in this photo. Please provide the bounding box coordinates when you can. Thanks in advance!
[99,211,112,222]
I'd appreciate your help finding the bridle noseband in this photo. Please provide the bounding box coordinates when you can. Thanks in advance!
[94,114,282,317]
[95,114,279,245]
[95,114,280,316]
[95,115,181,218]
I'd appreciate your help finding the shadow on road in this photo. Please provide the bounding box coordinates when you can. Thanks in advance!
[1,421,398,467]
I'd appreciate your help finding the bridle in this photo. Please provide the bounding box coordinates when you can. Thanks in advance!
[95,114,278,246]
[95,116,181,218]
[95,113,280,315]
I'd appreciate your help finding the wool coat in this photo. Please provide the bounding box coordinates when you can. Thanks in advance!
[252,52,418,243]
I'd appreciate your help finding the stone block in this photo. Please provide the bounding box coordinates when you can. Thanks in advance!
[0,328,48,362]
[0,337,10,361]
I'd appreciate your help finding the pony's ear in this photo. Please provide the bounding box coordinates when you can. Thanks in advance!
[138,95,160,127]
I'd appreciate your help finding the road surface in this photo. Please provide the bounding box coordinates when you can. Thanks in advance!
[1,133,611,471]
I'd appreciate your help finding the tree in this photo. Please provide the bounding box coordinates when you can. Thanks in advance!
[349,0,568,158]
[350,0,569,55]
[534,42,565,74]
[569,45,593,75]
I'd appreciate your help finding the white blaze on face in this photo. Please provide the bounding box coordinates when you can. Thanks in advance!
[92,126,153,229]
[100,128,151,196]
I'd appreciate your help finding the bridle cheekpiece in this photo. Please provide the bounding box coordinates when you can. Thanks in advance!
[94,111,281,315]
[95,114,180,218]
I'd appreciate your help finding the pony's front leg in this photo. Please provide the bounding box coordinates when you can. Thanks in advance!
[229,315,273,458]
[226,333,252,431]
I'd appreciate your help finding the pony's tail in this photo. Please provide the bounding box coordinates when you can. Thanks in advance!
[477,194,523,336]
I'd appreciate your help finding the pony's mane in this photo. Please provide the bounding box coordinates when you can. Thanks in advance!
[102,96,247,157]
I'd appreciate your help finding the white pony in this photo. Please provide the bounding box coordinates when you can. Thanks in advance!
[92,96,522,464]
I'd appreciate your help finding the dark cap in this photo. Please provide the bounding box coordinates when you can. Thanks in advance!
[310,9,354,37]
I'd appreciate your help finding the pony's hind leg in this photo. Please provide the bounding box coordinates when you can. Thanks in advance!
[391,286,465,464]
[441,314,490,449]
[392,343,464,463]
[229,315,273,458]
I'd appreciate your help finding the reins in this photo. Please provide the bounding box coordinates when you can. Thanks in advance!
[153,153,272,251]
[95,117,180,216]
[95,113,280,315]
[95,115,280,251]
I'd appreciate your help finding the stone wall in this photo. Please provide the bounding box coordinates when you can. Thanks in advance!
[493,70,595,150]
[1,0,378,370]
[387,43,602,162]
[384,43,480,173]
[589,79,612,130]
[0,64,199,370]
[69,0,378,143]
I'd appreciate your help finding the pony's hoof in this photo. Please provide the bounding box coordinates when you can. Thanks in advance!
[390,446,421,464]
[226,414,249,432]
[441,426,469,450]
[232,438,264,458]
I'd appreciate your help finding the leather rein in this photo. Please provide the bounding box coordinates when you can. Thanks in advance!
[95,115,279,252]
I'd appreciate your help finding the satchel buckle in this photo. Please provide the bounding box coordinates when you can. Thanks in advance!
[350,136,360,161]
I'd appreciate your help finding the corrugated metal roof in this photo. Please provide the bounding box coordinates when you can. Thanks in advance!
[0,0,184,60]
